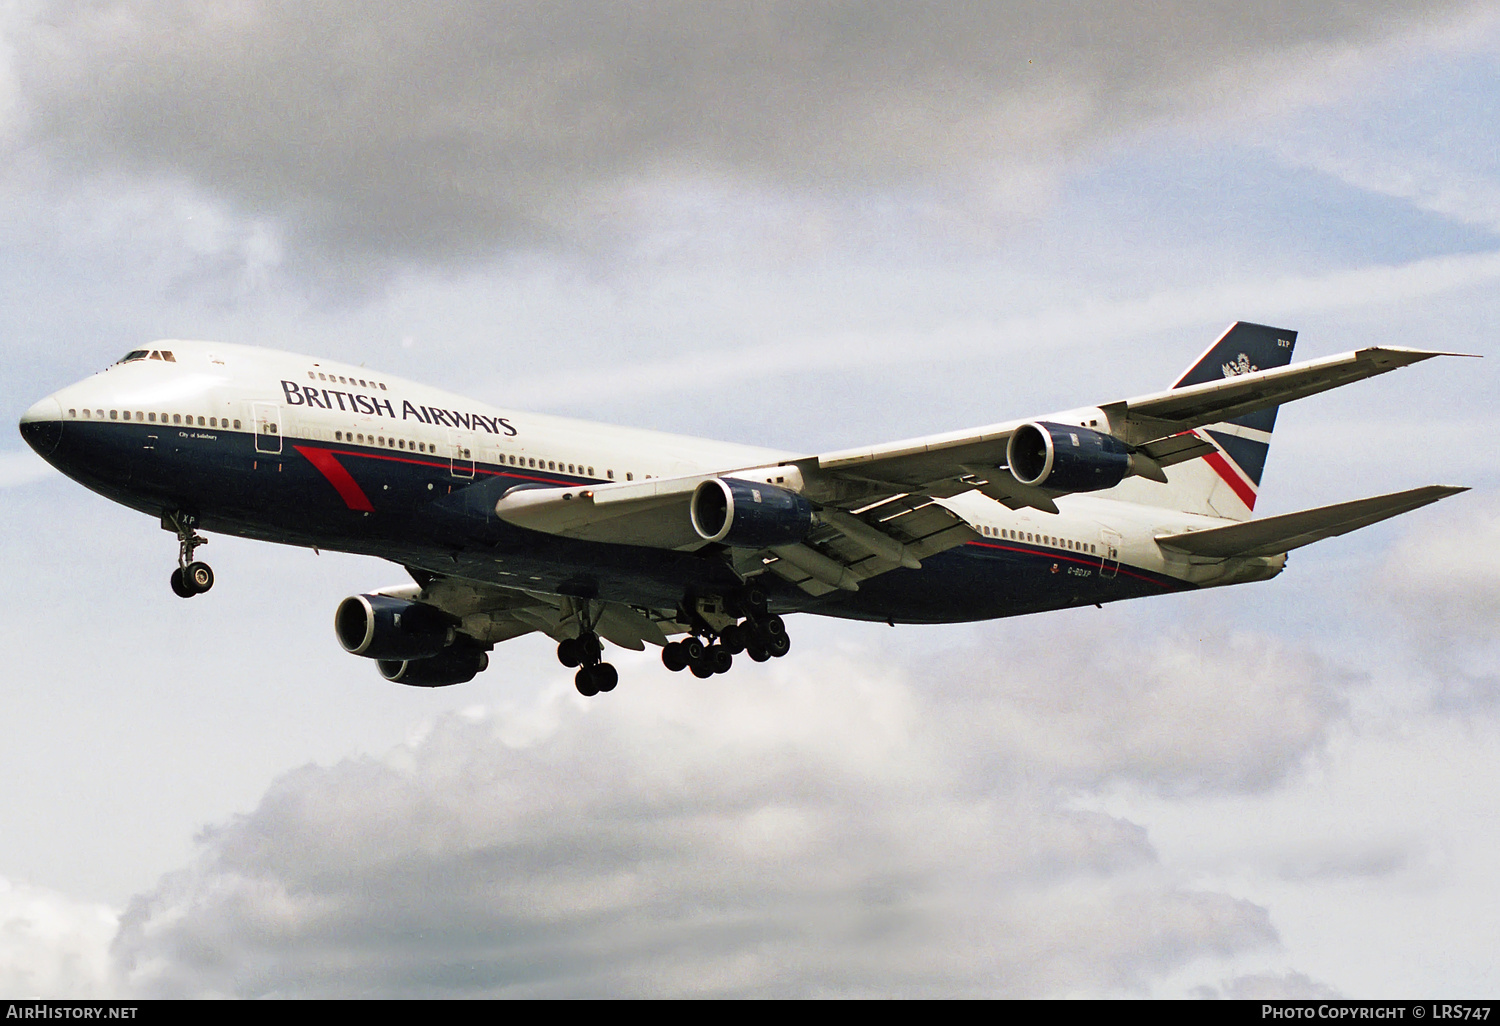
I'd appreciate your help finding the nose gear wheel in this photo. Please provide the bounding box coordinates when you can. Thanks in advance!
[163,512,213,597]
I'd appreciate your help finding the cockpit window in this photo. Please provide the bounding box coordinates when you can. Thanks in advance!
[118,350,149,364]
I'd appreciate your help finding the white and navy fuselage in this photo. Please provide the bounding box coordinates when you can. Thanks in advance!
[19,340,1282,623]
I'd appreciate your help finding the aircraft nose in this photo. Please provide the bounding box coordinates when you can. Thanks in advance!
[18,396,64,458]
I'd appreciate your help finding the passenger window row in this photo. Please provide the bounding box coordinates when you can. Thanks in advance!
[69,408,241,429]
[308,370,386,391]
[73,405,643,483]
[334,430,439,454]
[500,454,601,477]
[977,523,1096,554]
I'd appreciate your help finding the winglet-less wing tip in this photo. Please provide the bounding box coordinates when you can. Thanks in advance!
[1371,346,1481,358]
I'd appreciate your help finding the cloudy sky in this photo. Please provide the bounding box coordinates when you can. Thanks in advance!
[2,0,1499,998]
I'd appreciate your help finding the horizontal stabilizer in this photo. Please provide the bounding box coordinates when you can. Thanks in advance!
[1155,485,1468,558]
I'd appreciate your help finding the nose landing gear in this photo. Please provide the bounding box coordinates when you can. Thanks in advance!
[164,512,213,598]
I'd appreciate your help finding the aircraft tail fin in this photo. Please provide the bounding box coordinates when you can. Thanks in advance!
[1111,321,1298,520]
[1155,485,1467,557]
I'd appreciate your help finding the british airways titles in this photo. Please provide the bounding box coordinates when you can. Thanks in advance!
[280,379,518,436]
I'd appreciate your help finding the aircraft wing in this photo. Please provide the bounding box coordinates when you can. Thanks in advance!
[810,346,1463,489]
[1154,485,1466,558]
[491,345,1465,596]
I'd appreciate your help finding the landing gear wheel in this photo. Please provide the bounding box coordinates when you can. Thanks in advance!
[594,663,618,692]
[709,645,733,675]
[574,663,618,696]
[558,637,582,667]
[746,641,770,663]
[718,623,747,655]
[169,567,194,598]
[765,632,791,658]
[578,632,602,666]
[185,561,214,594]
[686,637,716,678]
[164,511,211,596]
[662,641,689,672]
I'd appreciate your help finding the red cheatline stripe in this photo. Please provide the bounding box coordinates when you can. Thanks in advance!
[294,445,375,512]
[1202,448,1257,510]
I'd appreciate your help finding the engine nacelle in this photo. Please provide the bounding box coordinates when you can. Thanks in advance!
[378,643,490,688]
[335,594,456,661]
[1007,421,1132,492]
[690,477,814,548]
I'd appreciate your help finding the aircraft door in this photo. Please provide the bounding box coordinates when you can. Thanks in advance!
[253,402,283,455]
[1099,528,1121,579]
[447,428,475,479]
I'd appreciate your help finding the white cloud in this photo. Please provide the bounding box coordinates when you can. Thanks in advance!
[486,246,1500,412]
[1281,149,1500,236]
[1081,709,1500,996]
[0,876,117,998]
[103,624,1354,998]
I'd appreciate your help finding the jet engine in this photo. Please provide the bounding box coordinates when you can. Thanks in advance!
[690,477,814,548]
[378,641,491,688]
[1006,421,1132,492]
[335,593,456,661]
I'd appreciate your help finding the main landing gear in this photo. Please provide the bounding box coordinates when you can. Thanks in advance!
[164,511,214,598]
[556,623,619,698]
[554,590,790,697]
[660,589,791,679]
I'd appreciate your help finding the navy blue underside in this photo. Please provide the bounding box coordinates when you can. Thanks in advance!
[43,422,1190,621]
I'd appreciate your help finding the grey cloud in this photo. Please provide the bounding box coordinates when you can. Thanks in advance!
[110,648,1284,998]
[924,625,1354,794]
[1273,843,1412,881]
[1215,971,1341,999]
[1381,492,1500,642]
[1377,491,1500,710]
[12,1,1466,266]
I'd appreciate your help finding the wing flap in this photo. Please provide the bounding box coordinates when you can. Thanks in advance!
[1138,432,1218,467]
[1155,485,1467,558]
[754,492,981,595]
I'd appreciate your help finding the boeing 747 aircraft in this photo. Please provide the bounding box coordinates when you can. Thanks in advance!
[18,323,1467,695]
